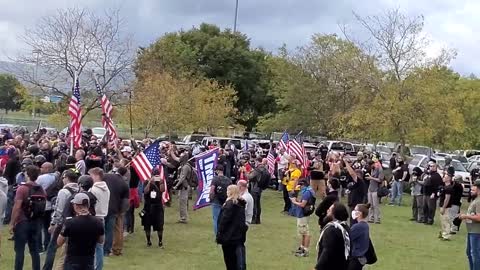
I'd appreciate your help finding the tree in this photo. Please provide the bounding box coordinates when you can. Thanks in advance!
[13,7,134,118]
[0,74,24,114]
[135,23,274,130]
[129,71,237,137]
[342,9,456,152]
[258,35,377,136]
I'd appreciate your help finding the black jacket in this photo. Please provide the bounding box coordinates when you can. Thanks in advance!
[104,173,129,215]
[216,199,248,245]
[315,222,350,270]
[315,191,338,227]
[4,158,21,186]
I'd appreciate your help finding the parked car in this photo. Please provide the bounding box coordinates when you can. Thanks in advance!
[468,155,480,163]
[92,127,106,141]
[409,154,471,197]
[321,140,356,156]
[201,137,242,150]
[183,133,212,144]
[378,152,392,170]
[454,150,480,159]
[467,161,480,172]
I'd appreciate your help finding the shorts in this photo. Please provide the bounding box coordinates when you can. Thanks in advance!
[297,217,310,236]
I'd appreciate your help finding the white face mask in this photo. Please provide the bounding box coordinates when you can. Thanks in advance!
[351,210,360,220]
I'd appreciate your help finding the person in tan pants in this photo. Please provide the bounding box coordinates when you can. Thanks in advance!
[310,154,326,200]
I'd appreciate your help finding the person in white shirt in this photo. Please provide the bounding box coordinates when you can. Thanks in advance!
[75,149,86,175]
[37,162,57,251]
[237,180,253,225]
[278,150,289,191]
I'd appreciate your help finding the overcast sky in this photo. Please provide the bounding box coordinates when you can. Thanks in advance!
[1,0,479,74]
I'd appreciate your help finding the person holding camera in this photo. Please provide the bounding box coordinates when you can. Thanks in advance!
[141,172,165,247]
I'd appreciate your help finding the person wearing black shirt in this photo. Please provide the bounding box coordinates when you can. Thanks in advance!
[451,176,464,234]
[422,162,443,225]
[439,173,454,240]
[141,175,165,247]
[57,193,104,270]
[389,153,397,171]
[344,158,365,226]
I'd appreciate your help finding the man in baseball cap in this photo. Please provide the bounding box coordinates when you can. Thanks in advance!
[57,193,104,270]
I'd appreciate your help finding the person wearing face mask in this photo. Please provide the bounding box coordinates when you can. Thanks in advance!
[389,157,408,206]
[314,202,350,270]
[349,204,371,270]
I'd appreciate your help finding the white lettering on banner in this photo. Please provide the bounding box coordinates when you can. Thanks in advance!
[195,151,218,209]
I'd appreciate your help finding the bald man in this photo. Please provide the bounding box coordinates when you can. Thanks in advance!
[37,162,58,251]
[237,180,254,225]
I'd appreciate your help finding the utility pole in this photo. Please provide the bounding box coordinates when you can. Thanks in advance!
[32,49,41,119]
[233,0,239,32]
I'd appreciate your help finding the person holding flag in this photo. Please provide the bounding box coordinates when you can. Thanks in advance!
[68,74,82,151]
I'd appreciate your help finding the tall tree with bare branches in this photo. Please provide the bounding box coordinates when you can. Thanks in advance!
[13,7,134,119]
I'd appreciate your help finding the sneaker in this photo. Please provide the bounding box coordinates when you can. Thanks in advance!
[295,250,309,257]
[409,218,416,221]
[176,220,188,224]
[158,242,164,249]
[293,247,302,254]
[441,237,451,241]
[438,232,443,239]
[375,221,381,224]
[450,231,457,235]
[367,220,374,223]
[147,241,152,247]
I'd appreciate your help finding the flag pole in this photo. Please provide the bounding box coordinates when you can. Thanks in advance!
[69,72,77,156]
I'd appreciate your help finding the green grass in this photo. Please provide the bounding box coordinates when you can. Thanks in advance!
[1,191,468,269]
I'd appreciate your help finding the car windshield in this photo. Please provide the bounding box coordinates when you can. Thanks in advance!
[411,147,431,156]
[376,146,391,154]
[453,155,468,163]
[92,128,106,134]
[437,160,467,172]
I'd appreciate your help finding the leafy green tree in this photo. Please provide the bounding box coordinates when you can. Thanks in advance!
[136,23,274,130]
[0,74,24,114]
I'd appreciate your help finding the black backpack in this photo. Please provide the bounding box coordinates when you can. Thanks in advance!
[365,238,377,264]
[257,168,271,190]
[302,190,316,217]
[63,189,97,218]
[23,184,47,220]
[215,177,231,204]
[187,164,199,188]
[46,173,62,201]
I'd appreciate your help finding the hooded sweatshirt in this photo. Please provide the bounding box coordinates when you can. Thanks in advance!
[0,176,8,225]
[51,183,79,226]
[90,181,110,218]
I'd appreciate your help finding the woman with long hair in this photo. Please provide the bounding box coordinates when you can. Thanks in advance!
[349,204,371,270]
[216,185,248,270]
[315,202,350,270]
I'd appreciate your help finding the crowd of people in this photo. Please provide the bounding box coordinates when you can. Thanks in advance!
[0,127,479,270]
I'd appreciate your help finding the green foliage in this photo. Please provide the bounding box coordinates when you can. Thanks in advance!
[136,23,274,130]
[0,74,24,114]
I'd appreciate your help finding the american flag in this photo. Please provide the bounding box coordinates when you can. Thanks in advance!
[132,141,161,181]
[155,165,170,204]
[94,76,118,146]
[68,75,82,148]
[289,132,307,168]
[266,147,276,177]
[279,132,289,152]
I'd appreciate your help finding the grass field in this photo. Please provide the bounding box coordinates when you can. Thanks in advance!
[0,190,469,270]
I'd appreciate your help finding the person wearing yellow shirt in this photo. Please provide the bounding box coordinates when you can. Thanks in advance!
[287,161,302,193]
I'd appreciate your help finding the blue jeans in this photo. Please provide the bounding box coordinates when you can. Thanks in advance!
[104,214,116,255]
[14,219,41,270]
[42,225,62,270]
[95,218,105,270]
[467,233,480,270]
[390,181,403,205]
[221,243,246,270]
[4,186,15,224]
[212,203,222,236]
[138,181,144,203]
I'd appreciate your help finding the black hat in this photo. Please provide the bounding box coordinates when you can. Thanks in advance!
[78,175,94,190]
[298,178,309,186]
[447,166,455,177]
[412,167,423,176]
